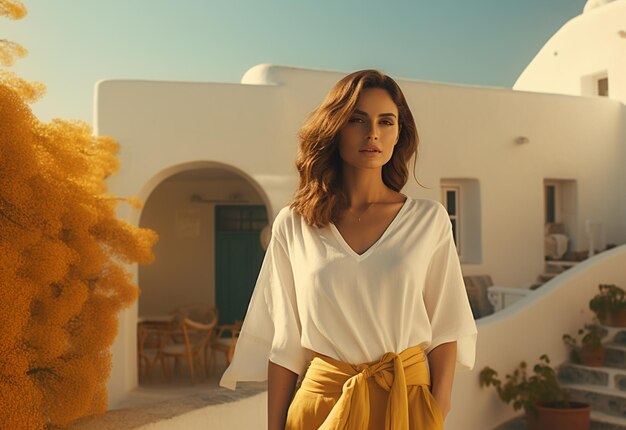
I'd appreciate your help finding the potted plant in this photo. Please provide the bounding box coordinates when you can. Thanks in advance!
[562,321,605,367]
[479,354,591,430]
[589,283,626,327]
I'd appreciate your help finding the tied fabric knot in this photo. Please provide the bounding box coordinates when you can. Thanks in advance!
[355,363,372,378]
[318,351,411,430]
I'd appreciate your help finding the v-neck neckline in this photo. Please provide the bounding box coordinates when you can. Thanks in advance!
[329,195,411,262]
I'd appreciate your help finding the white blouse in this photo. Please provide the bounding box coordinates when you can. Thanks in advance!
[219,195,478,390]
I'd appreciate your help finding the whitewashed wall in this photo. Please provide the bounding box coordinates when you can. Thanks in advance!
[514,0,626,104]
[95,63,625,407]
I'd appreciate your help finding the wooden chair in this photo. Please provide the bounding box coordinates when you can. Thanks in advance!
[170,304,218,325]
[158,315,218,384]
[137,324,166,380]
[137,315,176,381]
[165,304,216,342]
[207,320,242,376]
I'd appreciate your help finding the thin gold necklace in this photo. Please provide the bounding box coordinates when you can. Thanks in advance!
[346,201,376,222]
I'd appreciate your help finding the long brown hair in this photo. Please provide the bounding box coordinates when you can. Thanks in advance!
[290,69,421,228]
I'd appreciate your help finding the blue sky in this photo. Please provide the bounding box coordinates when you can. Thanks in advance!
[4,0,587,125]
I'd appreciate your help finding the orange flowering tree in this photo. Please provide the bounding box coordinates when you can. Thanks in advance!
[0,1,158,428]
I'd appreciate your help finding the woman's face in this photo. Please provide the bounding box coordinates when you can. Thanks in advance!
[337,87,400,170]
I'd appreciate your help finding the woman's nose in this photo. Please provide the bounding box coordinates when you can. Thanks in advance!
[366,123,379,140]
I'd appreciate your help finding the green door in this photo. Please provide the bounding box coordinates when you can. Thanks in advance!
[215,205,268,327]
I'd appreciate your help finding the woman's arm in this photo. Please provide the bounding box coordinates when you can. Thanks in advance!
[268,360,298,430]
[427,340,457,419]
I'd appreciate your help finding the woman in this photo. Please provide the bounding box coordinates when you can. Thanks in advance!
[220,69,478,429]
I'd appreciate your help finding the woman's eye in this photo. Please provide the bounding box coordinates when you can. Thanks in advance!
[348,117,394,125]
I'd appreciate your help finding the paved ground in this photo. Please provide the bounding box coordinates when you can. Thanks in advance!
[65,362,268,429]
[117,362,234,409]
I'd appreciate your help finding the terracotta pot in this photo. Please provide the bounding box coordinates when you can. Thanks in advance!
[607,308,626,327]
[580,344,605,367]
[525,401,591,430]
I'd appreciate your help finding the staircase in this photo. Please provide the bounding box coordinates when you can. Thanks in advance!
[494,326,626,429]
[531,258,582,290]
[559,325,626,428]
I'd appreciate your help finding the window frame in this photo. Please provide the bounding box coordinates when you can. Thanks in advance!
[597,76,609,97]
[441,185,461,255]
[544,180,562,224]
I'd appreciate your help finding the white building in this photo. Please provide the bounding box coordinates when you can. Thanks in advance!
[94,1,626,429]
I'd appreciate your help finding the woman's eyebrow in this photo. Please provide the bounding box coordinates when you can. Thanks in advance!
[353,109,397,118]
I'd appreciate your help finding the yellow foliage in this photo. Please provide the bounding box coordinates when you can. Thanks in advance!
[0,69,46,103]
[0,9,159,427]
[0,0,26,19]
[92,217,157,265]
[123,196,144,210]
[0,376,45,430]
[0,39,27,66]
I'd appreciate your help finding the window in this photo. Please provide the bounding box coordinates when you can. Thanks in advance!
[543,179,578,259]
[442,185,460,250]
[597,77,608,97]
[544,180,567,225]
[217,206,268,231]
[440,178,482,264]
[545,184,557,223]
[580,71,609,97]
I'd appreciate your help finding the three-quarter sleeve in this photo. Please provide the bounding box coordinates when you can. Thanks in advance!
[422,206,478,371]
[219,212,309,390]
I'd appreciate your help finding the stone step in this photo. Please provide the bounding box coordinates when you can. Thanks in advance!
[613,331,626,346]
[529,281,544,290]
[558,362,626,390]
[544,265,566,274]
[566,326,626,344]
[538,272,558,281]
[536,260,579,283]
[545,260,579,269]
[543,264,574,274]
[559,362,611,387]
[606,343,626,369]
[591,410,626,430]
[561,382,626,420]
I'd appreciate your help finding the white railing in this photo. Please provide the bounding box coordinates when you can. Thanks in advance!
[487,285,534,312]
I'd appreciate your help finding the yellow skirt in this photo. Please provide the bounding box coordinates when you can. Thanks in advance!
[285,344,444,430]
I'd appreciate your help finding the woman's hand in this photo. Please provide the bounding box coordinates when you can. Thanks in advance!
[432,388,451,419]
[428,341,457,420]
[268,360,298,430]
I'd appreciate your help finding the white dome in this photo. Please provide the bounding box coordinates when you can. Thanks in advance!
[583,0,621,13]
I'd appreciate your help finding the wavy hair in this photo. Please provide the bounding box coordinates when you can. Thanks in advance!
[290,69,422,228]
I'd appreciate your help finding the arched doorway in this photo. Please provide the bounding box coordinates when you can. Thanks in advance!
[131,161,272,394]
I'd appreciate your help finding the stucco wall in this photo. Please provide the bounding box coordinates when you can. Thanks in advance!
[514,0,626,104]
[95,64,625,407]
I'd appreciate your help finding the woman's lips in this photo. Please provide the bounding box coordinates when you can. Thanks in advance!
[359,145,381,153]
[359,150,381,156]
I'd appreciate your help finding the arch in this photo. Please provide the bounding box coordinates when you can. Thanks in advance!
[109,160,274,407]
[131,160,275,227]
